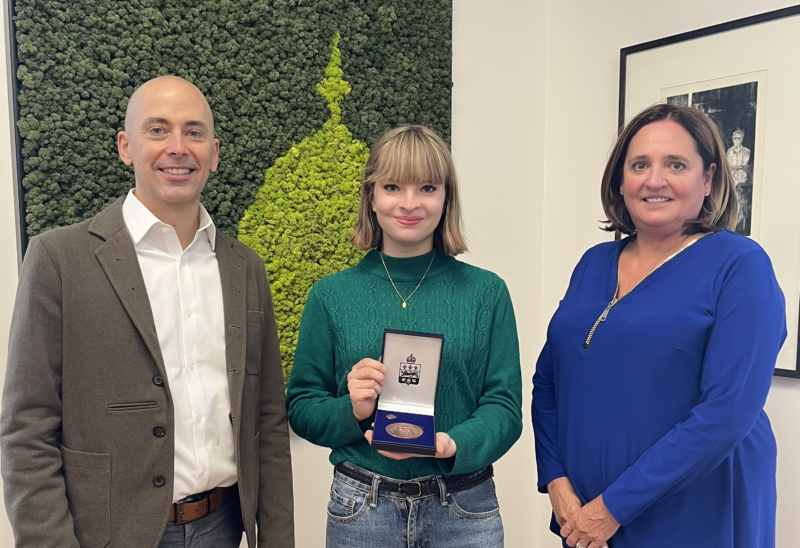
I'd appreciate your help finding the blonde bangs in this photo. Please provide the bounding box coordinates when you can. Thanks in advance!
[366,128,452,187]
[352,125,468,255]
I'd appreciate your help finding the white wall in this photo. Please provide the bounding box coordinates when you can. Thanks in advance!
[454,0,800,545]
[451,1,551,546]
[536,1,800,546]
[3,1,800,547]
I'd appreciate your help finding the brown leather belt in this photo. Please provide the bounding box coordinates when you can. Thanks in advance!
[168,484,239,525]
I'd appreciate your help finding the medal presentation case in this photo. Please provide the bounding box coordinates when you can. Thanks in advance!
[371,329,444,456]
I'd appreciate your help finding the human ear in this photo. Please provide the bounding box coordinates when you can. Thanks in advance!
[117,132,133,166]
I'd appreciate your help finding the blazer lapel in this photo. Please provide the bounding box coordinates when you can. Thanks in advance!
[215,236,247,431]
[91,198,167,380]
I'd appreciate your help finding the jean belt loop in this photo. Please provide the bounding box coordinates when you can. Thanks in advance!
[436,475,448,506]
[370,475,381,508]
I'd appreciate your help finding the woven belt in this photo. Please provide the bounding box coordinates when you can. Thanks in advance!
[335,463,493,497]
[168,484,239,525]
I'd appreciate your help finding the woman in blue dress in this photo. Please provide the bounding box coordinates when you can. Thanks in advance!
[532,103,786,548]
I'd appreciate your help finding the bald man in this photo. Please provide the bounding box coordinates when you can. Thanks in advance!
[1,77,294,548]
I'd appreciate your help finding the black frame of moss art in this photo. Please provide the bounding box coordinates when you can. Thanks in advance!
[6,0,26,260]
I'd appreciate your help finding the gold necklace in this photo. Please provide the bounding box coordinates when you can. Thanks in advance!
[380,252,436,309]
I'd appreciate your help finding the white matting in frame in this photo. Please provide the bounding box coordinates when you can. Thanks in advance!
[620,7,800,377]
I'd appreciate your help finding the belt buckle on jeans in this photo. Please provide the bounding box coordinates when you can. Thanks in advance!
[399,481,422,498]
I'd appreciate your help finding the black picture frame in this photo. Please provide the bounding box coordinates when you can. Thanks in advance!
[619,5,800,379]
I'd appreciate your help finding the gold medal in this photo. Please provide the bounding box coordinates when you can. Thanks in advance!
[386,423,424,440]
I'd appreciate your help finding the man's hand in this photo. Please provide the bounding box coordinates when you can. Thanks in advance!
[547,477,583,527]
[347,358,386,421]
[364,430,457,460]
[560,494,619,548]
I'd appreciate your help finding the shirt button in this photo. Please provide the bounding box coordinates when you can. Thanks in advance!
[161,227,169,234]
[152,375,164,387]
[188,362,195,371]
[201,469,207,475]
[153,425,166,438]
[153,475,166,487]
[196,415,203,424]
[180,258,186,266]
[186,310,193,318]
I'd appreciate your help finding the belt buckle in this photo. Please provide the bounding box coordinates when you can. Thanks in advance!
[399,481,422,498]
[173,502,185,525]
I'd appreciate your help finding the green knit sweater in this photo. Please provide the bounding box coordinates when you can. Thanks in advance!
[286,249,523,480]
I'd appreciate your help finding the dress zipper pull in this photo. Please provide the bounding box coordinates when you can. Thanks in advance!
[598,299,617,321]
[583,298,618,349]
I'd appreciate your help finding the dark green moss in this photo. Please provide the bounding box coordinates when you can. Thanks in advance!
[15,0,451,238]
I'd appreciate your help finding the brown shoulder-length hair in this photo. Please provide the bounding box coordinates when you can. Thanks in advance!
[600,103,738,235]
[351,125,468,255]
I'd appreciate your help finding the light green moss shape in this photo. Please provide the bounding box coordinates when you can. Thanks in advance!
[238,32,369,385]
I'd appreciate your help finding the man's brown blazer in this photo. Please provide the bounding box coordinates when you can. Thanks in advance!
[1,197,294,547]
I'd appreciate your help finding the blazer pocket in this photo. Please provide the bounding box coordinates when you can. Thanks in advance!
[107,401,157,412]
[60,445,111,548]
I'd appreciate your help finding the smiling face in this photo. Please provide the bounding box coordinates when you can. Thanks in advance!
[371,180,446,257]
[621,120,715,239]
[117,77,219,213]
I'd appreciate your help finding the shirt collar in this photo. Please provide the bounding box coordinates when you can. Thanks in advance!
[122,189,217,251]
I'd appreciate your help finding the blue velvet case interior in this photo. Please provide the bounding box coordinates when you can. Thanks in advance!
[372,409,436,450]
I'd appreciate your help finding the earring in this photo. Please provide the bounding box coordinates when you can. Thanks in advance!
[620,188,624,195]
[705,193,710,197]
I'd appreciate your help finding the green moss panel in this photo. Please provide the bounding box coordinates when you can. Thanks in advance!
[15,0,451,238]
[239,32,368,384]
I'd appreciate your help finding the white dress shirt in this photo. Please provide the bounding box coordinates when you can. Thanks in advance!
[122,189,237,502]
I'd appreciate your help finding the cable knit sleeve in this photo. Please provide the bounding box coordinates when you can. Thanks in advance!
[439,279,523,475]
[286,285,366,448]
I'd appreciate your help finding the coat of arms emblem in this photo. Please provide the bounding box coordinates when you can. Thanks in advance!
[399,354,421,385]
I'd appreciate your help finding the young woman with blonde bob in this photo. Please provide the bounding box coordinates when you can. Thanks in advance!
[287,125,522,547]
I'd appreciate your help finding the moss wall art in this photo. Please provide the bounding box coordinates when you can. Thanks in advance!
[238,32,369,385]
[14,0,452,381]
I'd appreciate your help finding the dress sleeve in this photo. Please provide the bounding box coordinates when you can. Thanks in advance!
[532,341,566,492]
[286,285,366,448]
[601,248,786,526]
[440,280,523,475]
[531,248,595,492]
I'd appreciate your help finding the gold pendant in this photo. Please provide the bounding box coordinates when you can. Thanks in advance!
[402,302,407,309]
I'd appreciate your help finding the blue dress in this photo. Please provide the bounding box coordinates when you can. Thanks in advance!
[532,230,786,547]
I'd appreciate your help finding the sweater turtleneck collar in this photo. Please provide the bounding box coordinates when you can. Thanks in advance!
[358,249,455,283]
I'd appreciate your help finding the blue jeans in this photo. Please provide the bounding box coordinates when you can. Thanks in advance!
[326,462,504,548]
[158,495,244,548]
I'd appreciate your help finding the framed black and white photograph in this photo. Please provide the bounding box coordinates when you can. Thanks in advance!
[619,5,800,378]
[662,76,764,237]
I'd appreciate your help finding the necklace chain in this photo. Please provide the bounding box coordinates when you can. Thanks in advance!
[380,252,436,309]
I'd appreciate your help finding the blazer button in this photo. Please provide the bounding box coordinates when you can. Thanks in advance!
[153,476,166,487]
[153,426,166,438]
[153,375,164,386]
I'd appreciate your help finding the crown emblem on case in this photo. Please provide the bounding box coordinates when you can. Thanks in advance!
[399,354,421,385]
